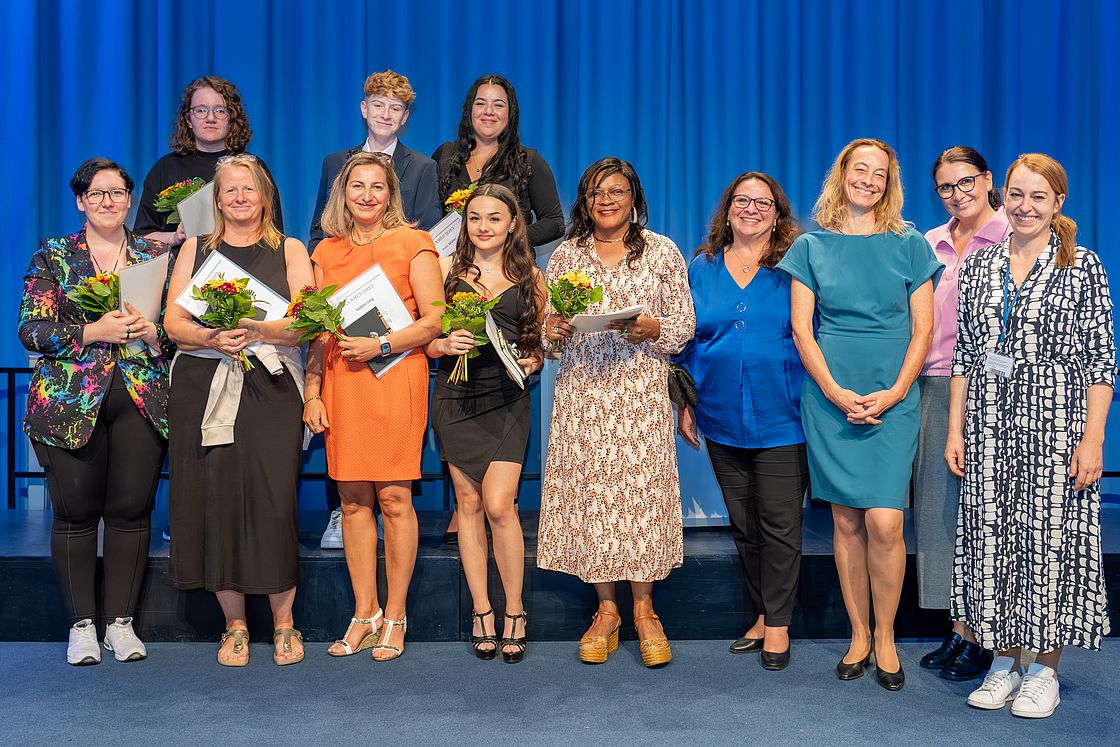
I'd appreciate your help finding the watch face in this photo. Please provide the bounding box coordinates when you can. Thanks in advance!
[380,341,392,356]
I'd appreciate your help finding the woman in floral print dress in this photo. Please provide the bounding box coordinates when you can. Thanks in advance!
[538,157,695,667]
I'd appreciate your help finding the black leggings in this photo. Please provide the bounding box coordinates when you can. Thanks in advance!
[33,372,166,624]
[706,440,809,627]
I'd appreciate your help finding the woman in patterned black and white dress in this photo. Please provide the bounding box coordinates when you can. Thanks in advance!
[946,153,1114,719]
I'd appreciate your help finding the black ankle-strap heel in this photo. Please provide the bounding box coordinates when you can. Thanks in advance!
[501,611,528,664]
[471,609,498,660]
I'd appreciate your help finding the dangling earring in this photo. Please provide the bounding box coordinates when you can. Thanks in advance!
[508,226,514,234]
[771,225,776,232]
[630,208,638,224]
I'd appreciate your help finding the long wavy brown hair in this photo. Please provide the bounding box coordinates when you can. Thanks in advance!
[169,76,253,155]
[697,171,800,266]
[1005,153,1077,268]
[446,184,543,356]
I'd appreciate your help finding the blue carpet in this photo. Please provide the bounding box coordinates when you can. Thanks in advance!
[1,640,1116,745]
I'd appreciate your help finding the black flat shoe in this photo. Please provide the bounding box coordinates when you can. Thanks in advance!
[876,661,905,691]
[729,637,763,654]
[761,648,790,671]
[920,632,963,670]
[939,641,993,681]
[836,651,872,681]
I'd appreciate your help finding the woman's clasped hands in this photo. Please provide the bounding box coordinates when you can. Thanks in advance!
[827,384,903,426]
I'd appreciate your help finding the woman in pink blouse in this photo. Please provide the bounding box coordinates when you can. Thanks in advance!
[914,146,1010,681]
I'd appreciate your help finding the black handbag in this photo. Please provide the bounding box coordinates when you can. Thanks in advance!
[667,362,698,409]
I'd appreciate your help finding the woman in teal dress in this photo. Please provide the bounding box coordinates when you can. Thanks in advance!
[777,138,942,691]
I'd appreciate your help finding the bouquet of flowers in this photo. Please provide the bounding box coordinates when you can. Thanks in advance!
[433,291,501,384]
[285,285,346,343]
[547,270,603,317]
[444,183,477,214]
[67,272,143,358]
[191,274,261,371]
[154,177,207,225]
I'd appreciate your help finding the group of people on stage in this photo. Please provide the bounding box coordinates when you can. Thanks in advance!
[19,69,1113,719]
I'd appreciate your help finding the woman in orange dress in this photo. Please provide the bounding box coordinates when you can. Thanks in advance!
[303,152,444,661]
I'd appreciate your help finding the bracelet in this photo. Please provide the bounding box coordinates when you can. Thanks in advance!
[304,395,322,404]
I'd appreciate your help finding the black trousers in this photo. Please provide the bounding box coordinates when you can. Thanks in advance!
[706,440,809,627]
[33,372,166,624]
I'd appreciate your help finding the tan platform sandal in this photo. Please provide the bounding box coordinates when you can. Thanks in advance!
[328,610,384,657]
[635,613,672,668]
[579,609,621,664]
[372,616,407,662]
[273,627,304,666]
[217,628,249,667]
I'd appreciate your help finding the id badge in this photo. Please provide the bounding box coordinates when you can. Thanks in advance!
[984,352,1014,378]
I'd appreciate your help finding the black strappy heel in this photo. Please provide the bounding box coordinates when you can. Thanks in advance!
[501,611,528,664]
[471,609,498,660]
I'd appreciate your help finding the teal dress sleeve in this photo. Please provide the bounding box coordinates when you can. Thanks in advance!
[906,230,944,296]
[776,235,817,294]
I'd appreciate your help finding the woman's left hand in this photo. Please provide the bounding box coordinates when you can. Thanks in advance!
[846,388,903,426]
[337,335,380,363]
[1070,437,1104,491]
[235,317,266,346]
[122,302,159,347]
[515,352,544,378]
[609,314,660,344]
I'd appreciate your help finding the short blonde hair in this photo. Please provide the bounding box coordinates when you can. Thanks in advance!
[319,152,413,240]
[813,138,908,235]
[363,70,415,106]
[204,154,282,251]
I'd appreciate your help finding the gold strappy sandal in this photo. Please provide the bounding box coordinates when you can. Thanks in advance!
[217,628,250,667]
[273,627,304,666]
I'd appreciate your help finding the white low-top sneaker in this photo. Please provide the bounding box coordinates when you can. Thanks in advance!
[1011,666,1060,718]
[67,619,101,666]
[103,617,147,662]
[967,668,1022,709]
[321,509,344,549]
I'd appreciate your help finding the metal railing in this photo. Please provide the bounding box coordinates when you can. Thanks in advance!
[3,366,540,510]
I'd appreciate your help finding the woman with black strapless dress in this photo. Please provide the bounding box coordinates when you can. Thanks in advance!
[428,185,545,663]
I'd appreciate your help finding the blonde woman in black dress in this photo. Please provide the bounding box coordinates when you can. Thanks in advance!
[428,185,545,663]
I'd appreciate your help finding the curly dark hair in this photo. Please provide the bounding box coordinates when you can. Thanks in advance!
[446,184,542,357]
[438,74,530,202]
[567,157,649,269]
[168,76,252,155]
[697,172,801,267]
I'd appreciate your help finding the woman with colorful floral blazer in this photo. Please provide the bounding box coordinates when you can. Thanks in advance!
[19,158,172,666]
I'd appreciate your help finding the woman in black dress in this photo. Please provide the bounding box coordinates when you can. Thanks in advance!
[135,76,284,246]
[164,154,313,667]
[428,184,545,663]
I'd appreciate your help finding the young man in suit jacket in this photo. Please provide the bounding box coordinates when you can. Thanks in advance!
[309,70,442,253]
[310,70,442,549]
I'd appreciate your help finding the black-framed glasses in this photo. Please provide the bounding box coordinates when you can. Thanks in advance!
[190,106,230,120]
[730,196,775,212]
[935,173,983,198]
[84,189,129,204]
[587,187,632,203]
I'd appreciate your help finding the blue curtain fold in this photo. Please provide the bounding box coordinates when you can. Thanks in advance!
[3,0,1116,367]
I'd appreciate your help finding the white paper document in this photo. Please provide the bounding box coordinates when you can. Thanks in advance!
[428,211,463,257]
[570,304,644,333]
[177,181,215,238]
[118,252,171,356]
[485,310,526,389]
[174,248,291,344]
[333,263,416,377]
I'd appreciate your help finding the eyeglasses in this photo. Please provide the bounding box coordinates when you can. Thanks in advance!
[935,174,983,198]
[84,189,130,204]
[730,196,775,212]
[586,187,632,203]
[217,154,258,165]
[190,106,230,120]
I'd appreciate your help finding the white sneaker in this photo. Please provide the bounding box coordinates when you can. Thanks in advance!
[1011,666,1061,718]
[967,668,1022,709]
[321,509,344,549]
[67,619,101,666]
[103,617,148,662]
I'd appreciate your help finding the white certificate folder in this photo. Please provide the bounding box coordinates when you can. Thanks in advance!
[333,263,415,377]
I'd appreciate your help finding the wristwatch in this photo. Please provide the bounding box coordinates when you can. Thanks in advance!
[377,336,392,357]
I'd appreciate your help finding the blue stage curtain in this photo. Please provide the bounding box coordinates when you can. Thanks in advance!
[3,0,1117,368]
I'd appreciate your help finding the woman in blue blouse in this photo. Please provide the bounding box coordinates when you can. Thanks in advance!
[677,171,809,671]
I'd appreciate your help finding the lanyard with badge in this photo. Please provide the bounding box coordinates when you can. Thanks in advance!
[984,257,1040,378]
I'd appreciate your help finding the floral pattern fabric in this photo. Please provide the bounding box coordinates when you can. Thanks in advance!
[20,227,172,448]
